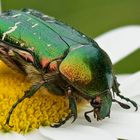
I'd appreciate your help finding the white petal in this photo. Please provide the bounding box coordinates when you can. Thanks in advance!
[116,74,131,83]
[95,26,140,64]
[0,132,26,140]
[77,110,140,140]
[97,111,140,140]
[39,125,116,140]
[25,129,51,140]
[119,71,140,98]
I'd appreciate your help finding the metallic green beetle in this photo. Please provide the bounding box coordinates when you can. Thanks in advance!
[0,9,137,127]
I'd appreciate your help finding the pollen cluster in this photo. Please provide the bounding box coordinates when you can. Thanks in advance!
[0,61,72,133]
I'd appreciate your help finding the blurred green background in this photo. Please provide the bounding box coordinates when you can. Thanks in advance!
[1,0,140,73]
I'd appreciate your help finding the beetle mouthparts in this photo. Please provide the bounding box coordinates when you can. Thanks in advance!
[84,98,101,122]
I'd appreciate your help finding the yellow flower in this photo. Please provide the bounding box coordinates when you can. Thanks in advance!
[0,60,85,133]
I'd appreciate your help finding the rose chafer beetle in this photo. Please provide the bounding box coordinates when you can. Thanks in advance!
[0,9,137,127]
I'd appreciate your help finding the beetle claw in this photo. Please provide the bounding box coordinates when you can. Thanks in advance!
[71,112,77,123]
[50,115,72,128]
[4,118,14,128]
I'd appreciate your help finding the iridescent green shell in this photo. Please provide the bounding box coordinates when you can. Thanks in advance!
[0,8,114,102]
[0,9,113,97]
[0,9,89,61]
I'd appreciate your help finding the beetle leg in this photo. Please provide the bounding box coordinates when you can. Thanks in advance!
[50,87,77,127]
[112,76,138,111]
[84,97,102,122]
[112,99,130,109]
[0,40,40,68]
[5,81,45,125]
[84,109,94,122]
[50,115,71,128]
[67,87,77,123]
[0,40,40,73]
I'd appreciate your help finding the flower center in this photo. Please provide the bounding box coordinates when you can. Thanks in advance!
[0,61,72,133]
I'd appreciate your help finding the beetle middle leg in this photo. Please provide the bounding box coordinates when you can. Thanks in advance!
[112,76,138,111]
[67,87,77,123]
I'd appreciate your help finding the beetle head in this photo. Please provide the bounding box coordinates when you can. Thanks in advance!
[86,90,112,122]
[59,45,114,121]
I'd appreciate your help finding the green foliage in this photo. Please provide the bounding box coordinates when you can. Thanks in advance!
[113,49,140,74]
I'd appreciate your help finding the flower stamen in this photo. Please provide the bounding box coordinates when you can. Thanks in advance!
[0,61,72,133]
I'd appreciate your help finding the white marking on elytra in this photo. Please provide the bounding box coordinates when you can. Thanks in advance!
[72,29,76,32]
[32,23,38,28]
[26,11,31,14]
[39,37,41,40]
[82,35,86,38]
[42,15,55,20]
[47,44,51,47]
[33,32,36,35]
[2,22,21,40]
[70,45,85,52]
[42,15,49,18]
[27,18,32,21]
[12,13,22,18]
[47,20,55,23]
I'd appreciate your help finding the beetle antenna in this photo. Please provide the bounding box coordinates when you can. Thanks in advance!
[84,109,94,122]
[112,99,130,109]
[112,76,138,111]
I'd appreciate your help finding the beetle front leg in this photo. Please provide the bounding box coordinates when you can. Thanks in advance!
[51,87,77,128]
[5,81,45,125]
[112,76,138,111]
[67,87,77,123]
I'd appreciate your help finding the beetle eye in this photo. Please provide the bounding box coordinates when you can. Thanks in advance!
[90,96,101,108]
[84,98,102,122]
